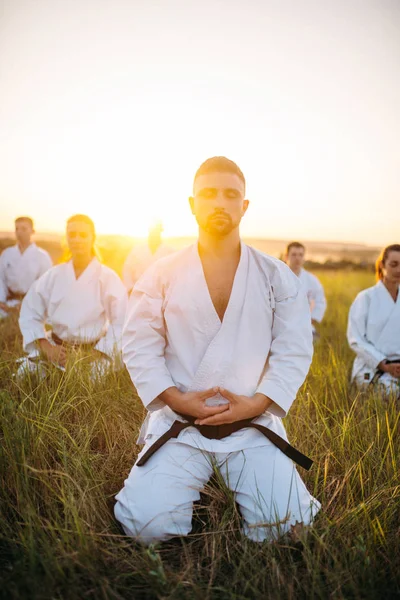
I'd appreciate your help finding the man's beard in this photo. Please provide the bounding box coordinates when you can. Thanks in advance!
[199,213,235,238]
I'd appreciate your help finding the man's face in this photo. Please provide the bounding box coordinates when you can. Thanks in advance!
[287,247,305,270]
[15,221,33,245]
[189,171,249,238]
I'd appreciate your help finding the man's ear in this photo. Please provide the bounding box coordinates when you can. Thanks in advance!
[188,196,195,215]
[242,199,250,216]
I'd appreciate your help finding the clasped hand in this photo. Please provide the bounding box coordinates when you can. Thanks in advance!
[162,386,271,426]
[383,362,400,378]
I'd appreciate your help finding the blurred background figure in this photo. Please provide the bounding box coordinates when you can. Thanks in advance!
[347,244,400,394]
[0,217,52,319]
[285,241,327,340]
[122,220,174,293]
[17,214,127,380]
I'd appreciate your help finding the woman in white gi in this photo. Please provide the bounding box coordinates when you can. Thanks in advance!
[18,214,127,379]
[115,157,320,545]
[347,244,400,393]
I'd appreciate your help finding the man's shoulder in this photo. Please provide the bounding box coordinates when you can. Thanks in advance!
[246,245,300,299]
[33,245,52,260]
[0,245,17,259]
[152,245,194,272]
[247,245,297,281]
[301,269,322,286]
[134,245,194,292]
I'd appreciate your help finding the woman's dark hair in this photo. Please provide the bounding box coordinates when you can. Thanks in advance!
[375,244,400,281]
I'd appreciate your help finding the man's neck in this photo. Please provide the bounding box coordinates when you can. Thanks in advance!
[18,241,32,254]
[198,229,241,259]
[291,266,302,276]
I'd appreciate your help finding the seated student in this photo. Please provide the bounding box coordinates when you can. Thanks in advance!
[122,220,174,293]
[285,242,327,339]
[115,157,320,545]
[0,217,52,319]
[17,214,127,379]
[347,244,400,393]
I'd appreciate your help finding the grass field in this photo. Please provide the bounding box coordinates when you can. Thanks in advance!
[0,269,399,599]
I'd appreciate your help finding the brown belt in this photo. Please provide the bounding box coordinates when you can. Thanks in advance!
[136,412,313,470]
[7,290,25,301]
[51,331,100,351]
[369,359,400,386]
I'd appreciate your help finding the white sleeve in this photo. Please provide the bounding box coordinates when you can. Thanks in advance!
[0,252,7,303]
[122,249,136,292]
[122,264,175,411]
[310,275,327,322]
[347,292,386,369]
[256,267,313,418]
[94,270,128,360]
[19,273,50,352]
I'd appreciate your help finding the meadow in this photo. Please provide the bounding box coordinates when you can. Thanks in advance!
[0,266,399,599]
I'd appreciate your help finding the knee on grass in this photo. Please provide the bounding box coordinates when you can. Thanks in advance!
[114,499,193,545]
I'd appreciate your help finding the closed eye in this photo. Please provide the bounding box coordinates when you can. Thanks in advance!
[225,188,241,199]
[197,188,217,199]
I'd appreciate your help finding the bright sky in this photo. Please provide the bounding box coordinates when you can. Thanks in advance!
[0,0,399,244]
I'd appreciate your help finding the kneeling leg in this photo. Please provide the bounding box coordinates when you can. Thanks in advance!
[222,445,321,543]
[114,440,213,545]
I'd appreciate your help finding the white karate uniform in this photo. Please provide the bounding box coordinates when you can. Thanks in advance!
[115,242,321,544]
[298,268,327,323]
[18,258,128,378]
[122,243,174,292]
[0,243,52,318]
[347,280,400,392]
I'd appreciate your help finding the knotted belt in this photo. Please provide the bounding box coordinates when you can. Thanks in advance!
[369,359,400,386]
[136,412,313,470]
[7,290,25,301]
[51,331,101,351]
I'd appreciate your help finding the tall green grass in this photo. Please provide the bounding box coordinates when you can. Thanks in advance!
[0,270,399,599]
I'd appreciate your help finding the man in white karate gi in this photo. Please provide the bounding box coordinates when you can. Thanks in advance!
[122,220,174,293]
[115,157,320,544]
[285,242,327,339]
[0,217,52,319]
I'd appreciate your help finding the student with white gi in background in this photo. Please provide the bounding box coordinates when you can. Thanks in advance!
[122,220,174,293]
[18,214,127,380]
[115,156,320,545]
[285,241,327,340]
[347,244,400,394]
[0,217,52,319]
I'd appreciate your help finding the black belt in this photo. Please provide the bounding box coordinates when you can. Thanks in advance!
[51,331,100,351]
[7,290,25,301]
[136,412,313,470]
[369,359,400,386]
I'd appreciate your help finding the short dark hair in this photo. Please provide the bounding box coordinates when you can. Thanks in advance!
[15,216,34,228]
[194,156,245,191]
[286,241,305,254]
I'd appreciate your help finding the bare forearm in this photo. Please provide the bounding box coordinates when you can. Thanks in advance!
[38,338,52,352]
[158,386,183,410]
[253,393,273,415]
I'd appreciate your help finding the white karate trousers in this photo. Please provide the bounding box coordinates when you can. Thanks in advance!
[114,438,321,544]
[354,371,400,395]
[15,355,112,381]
